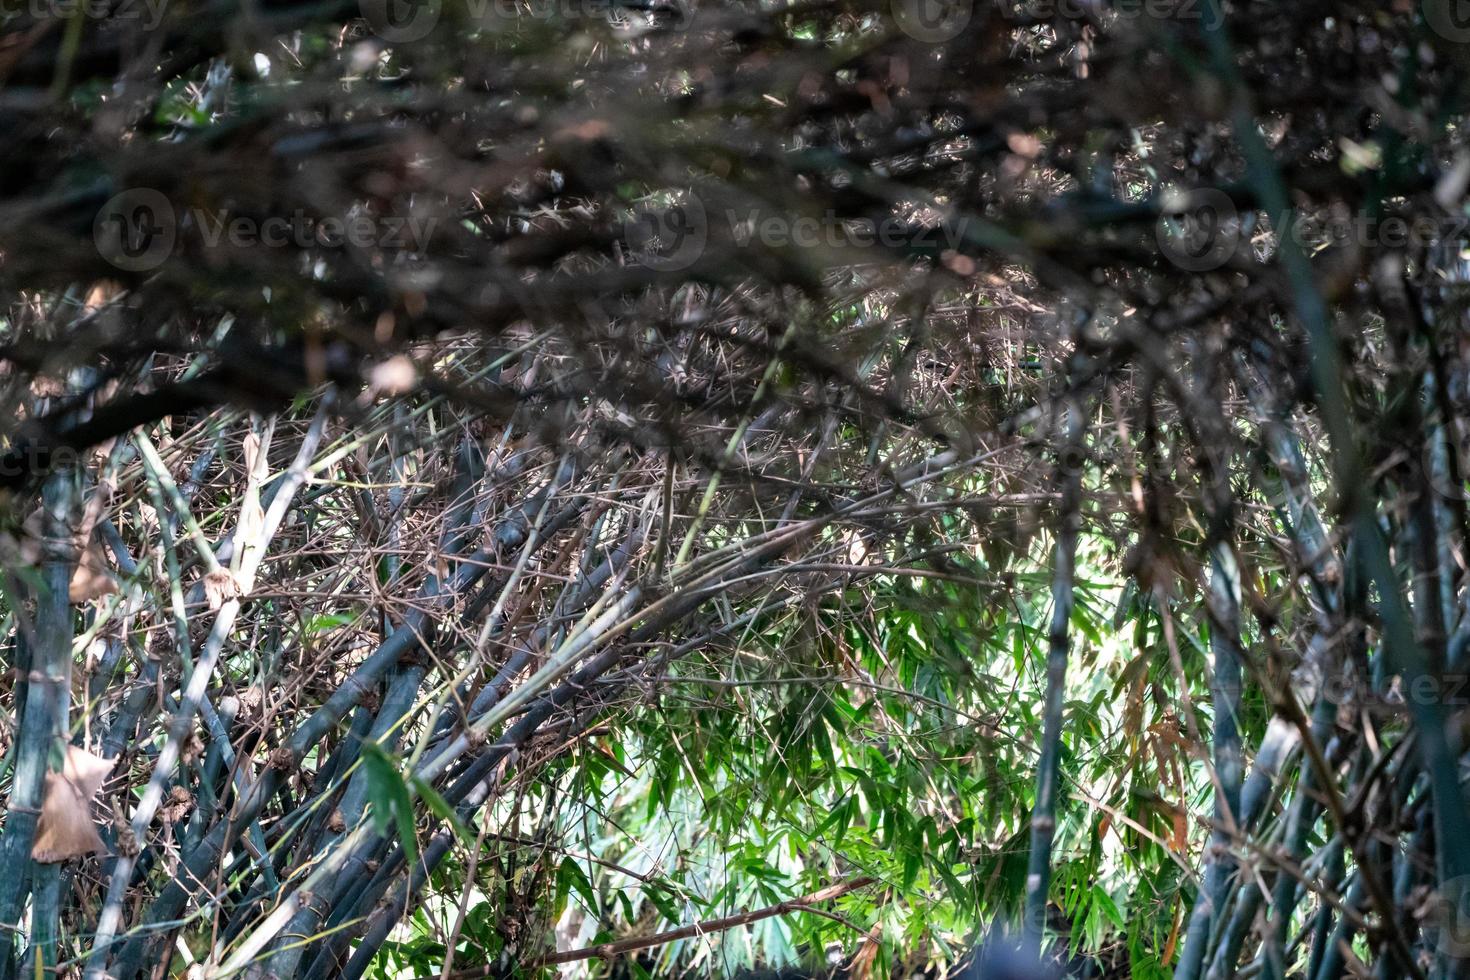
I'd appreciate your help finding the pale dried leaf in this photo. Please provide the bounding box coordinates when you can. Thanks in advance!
[242,431,262,479]
[16,507,43,565]
[76,481,113,541]
[233,493,266,594]
[161,787,194,824]
[369,356,418,397]
[83,279,122,310]
[180,731,206,766]
[1436,150,1470,210]
[32,746,114,863]
[28,375,65,398]
[203,568,240,611]
[69,541,118,603]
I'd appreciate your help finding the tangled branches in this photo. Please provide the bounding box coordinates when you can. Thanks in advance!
[3,0,1470,977]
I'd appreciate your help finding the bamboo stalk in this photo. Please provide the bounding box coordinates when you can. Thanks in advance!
[1022,397,1083,958]
[0,469,76,979]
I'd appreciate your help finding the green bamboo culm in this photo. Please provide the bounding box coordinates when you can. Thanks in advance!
[1022,395,1084,959]
[0,467,76,979]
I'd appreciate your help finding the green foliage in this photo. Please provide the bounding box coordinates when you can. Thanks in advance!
[363,741,419,868]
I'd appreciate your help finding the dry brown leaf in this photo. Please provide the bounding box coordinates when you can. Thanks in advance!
[847,924,882,980]
[180,731,206,766]
[77,482,112,540]
[203,568,240,611]
[90,437,119,469]
[940,249,977,277]
[29,375,65,398]
[83,279,123,310]
[554,118,611,142]
[1169,806,1188,854]
[112,822,140,858]
[69,541,118,603]
[15,507,43,565]
[32,746,114,863]
[368,355,418,397]
[236,686,265,716]
[1005,132,1042,158]
[12,507,119,603]
[136,502,159,536]
[242,431,262,479]
[1160,898,1185,964]
[161,787,194,824]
